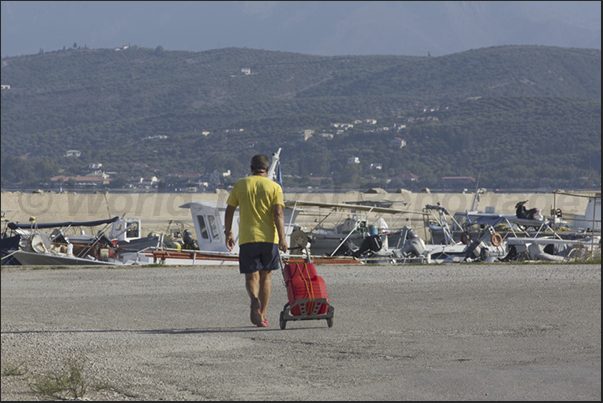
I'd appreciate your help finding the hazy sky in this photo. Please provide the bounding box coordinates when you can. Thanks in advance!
[1,1,601,57]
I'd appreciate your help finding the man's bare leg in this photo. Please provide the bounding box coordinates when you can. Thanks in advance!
[245,270,272,323]
[245,272,259,300]
[245,272,262,325]
[258,270,272,321]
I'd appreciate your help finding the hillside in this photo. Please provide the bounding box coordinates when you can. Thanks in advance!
[1,45,601,190]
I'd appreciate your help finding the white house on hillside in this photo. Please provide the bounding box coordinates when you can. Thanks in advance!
[65,150,81,157]
[390,138,406,149]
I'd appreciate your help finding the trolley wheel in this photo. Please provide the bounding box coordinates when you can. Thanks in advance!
[327,317,334,328]
[279,310,286,330]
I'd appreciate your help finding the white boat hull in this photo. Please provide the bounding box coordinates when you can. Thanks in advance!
[12,250,119,266]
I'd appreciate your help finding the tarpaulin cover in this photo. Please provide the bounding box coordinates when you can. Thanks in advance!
[8,216,119,230]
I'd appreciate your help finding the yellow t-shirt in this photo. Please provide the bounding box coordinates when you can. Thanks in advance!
[226,175,284,245]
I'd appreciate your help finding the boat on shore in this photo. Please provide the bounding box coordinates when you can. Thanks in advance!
[120,200,361,266]
[3,216,125,266]
[284,200,413,256]
[423,192,601,263]
[290,192,600,264]
[117,149,361,266]
[3,150,599,266]
[10,248,119,266]
[1,149,361,266]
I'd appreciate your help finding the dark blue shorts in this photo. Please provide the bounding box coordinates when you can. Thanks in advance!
[238,242,280,274]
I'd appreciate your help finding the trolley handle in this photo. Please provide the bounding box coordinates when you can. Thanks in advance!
[278,252,287,287]
[304,246,312,264]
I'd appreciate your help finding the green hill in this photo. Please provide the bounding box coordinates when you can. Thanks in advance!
[1,45,600,190]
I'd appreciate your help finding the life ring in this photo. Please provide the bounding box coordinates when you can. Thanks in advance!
[461,231,472,245]
[491,233,503,247]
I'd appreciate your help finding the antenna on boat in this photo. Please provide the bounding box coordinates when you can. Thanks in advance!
[470,171,481,211]
[104,191,112,219]
[267,148,282,186]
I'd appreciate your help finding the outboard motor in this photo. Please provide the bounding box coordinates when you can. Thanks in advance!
[515,201,528,218]
[501,245,518,262]
[183,229,198,250]
[405,226,417,240]
[352,235,383,258]
[333,239,359,256]
[465,240,485,260]
[400,231,426,257]
[480,246,491,261]
[515,201,542,220]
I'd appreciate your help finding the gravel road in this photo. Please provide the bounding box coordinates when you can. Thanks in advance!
[1,263,600,401]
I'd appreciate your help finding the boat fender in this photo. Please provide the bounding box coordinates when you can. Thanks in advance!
[461,231,472,245]
[490,233,503,247]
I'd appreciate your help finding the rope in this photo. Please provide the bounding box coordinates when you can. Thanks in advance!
[304,263,315,300]
[302,263,315,314]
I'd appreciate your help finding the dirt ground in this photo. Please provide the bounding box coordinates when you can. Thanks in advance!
[1,263,600,401]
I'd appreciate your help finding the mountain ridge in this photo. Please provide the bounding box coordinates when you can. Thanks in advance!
[1,45,600,190]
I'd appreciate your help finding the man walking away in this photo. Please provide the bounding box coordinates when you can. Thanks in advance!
[224,154,288,327]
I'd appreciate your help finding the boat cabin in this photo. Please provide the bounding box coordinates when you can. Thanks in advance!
[108,218,142,242]
[180,201,300,253]
[573,193,601,232]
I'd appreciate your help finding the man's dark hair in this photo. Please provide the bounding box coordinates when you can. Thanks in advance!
[250,154,270,172]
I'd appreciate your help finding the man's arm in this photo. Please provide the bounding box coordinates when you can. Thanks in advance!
[224,204,237,251]
[273,204,288,253]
